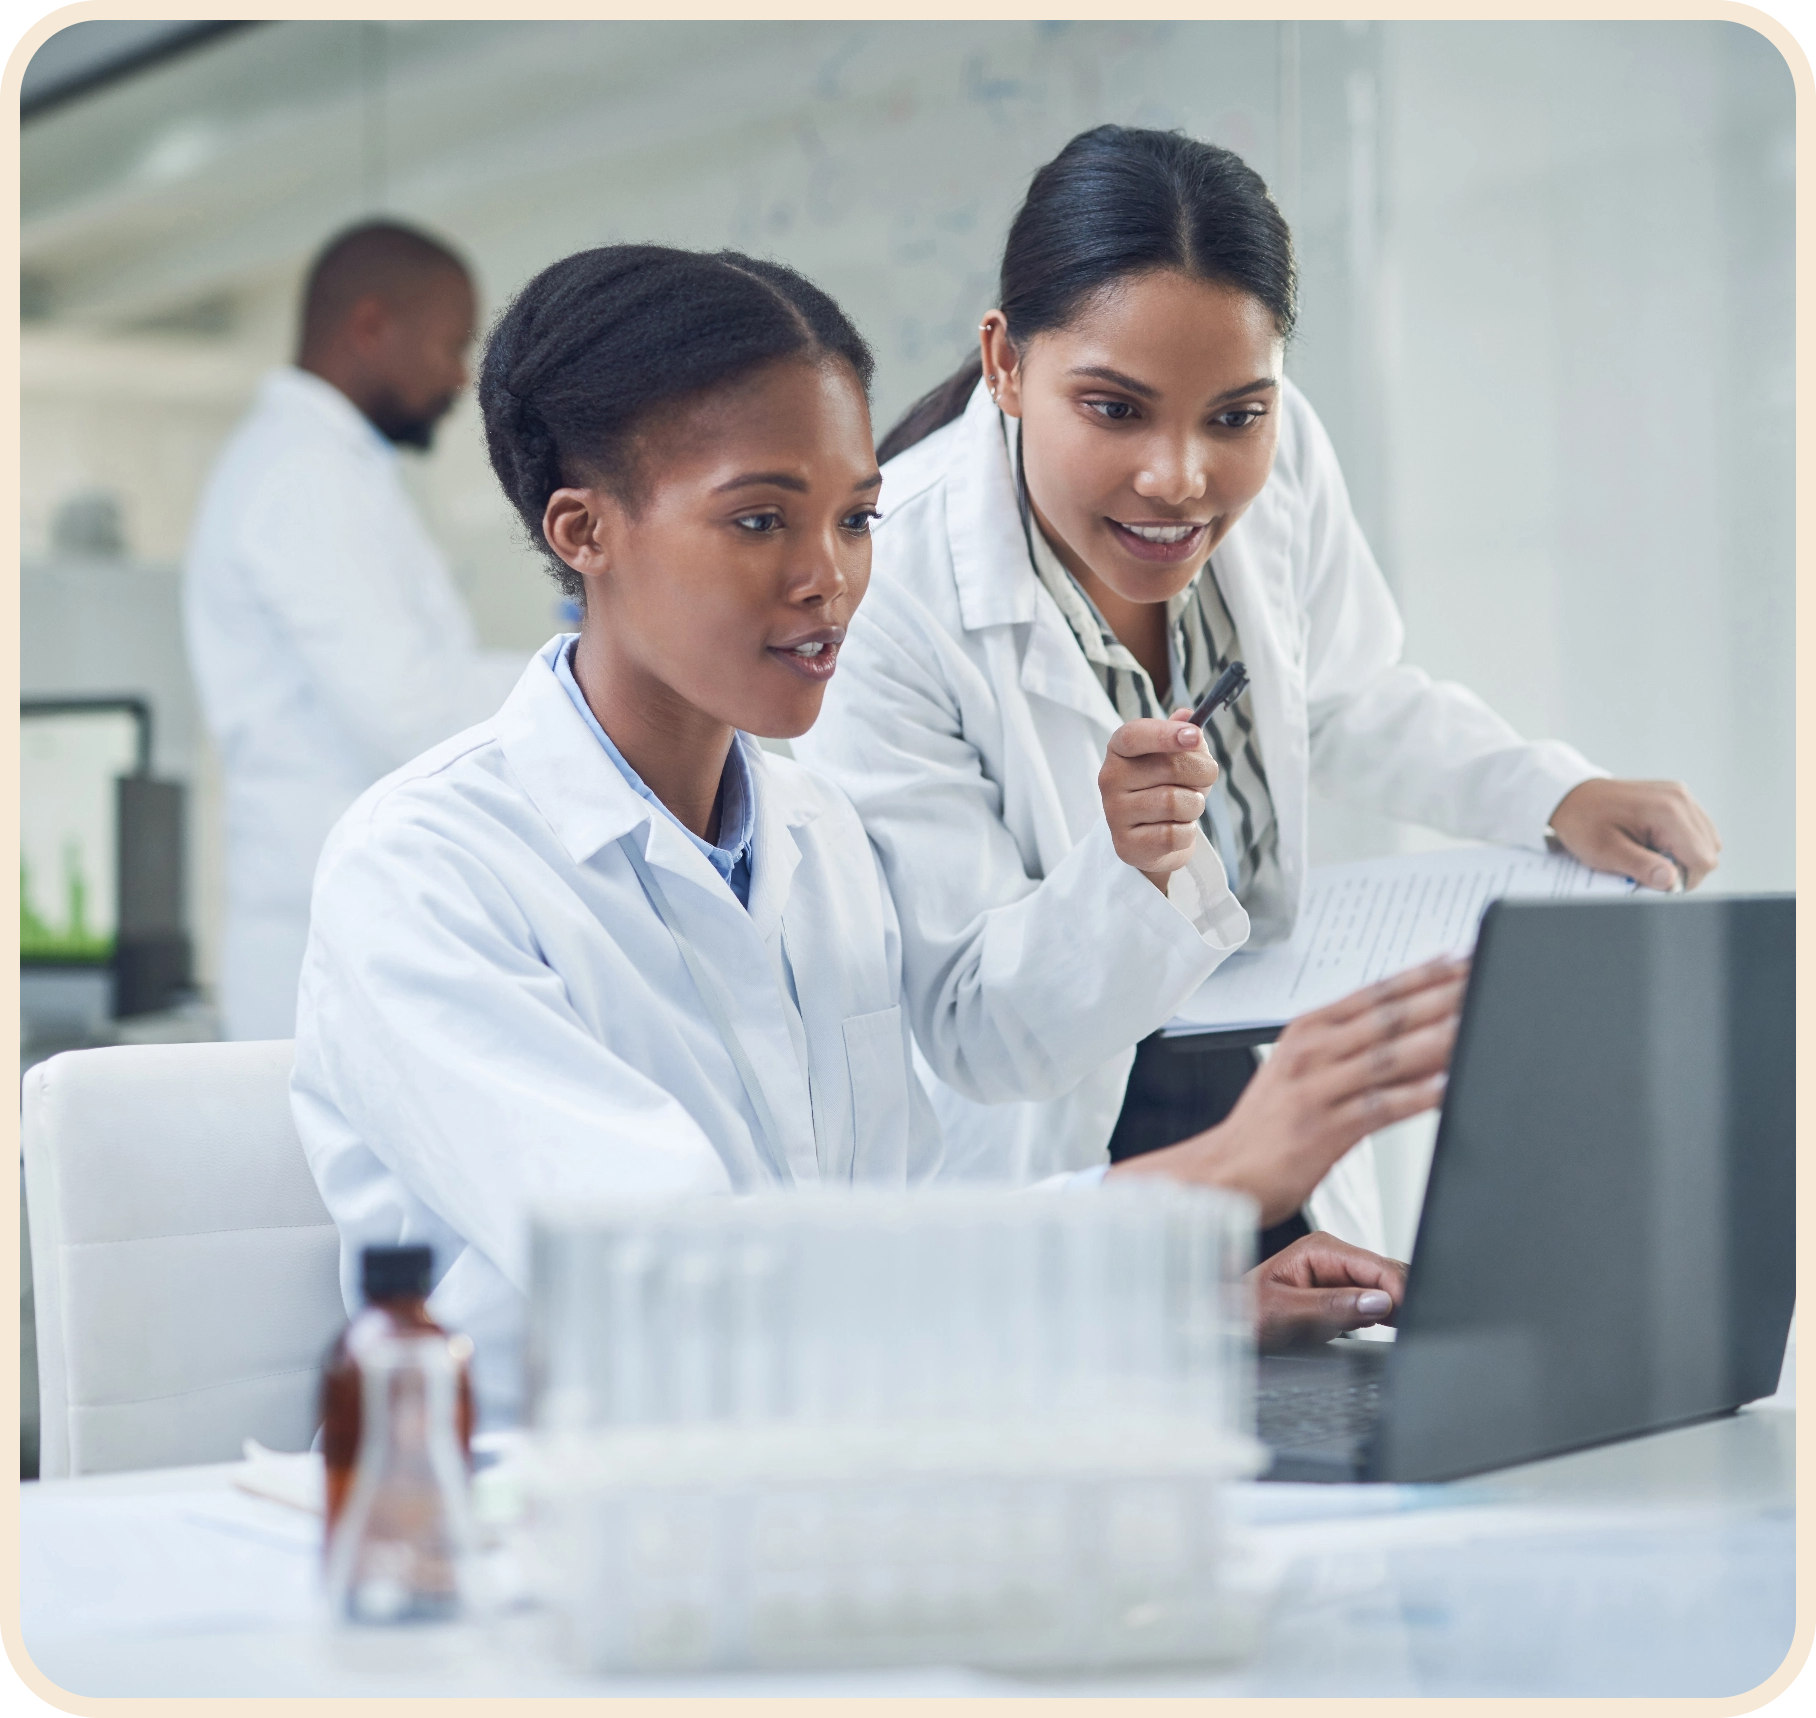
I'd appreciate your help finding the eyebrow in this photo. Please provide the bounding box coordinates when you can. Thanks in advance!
[1068,365,1159,400]
[712,470,884,494]
[714,470,809,494]
[1068,365,1280,405]
[1212,376,1279,403]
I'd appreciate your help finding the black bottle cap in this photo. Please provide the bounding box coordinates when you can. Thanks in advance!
[361,1244,433,1303]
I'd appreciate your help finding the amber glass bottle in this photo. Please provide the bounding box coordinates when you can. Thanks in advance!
[320,1245,475,1538]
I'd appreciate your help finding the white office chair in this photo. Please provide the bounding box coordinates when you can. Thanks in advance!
[22,1039,345,1477]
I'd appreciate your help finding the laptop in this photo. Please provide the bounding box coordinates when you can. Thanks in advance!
[1258,893,1795,1484]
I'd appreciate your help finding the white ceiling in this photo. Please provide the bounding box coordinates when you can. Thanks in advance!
[20,21,1009,333]
[19,20,242,114]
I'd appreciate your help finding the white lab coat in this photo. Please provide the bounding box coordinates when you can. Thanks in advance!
[293,638,952,1425]
[796,380,1603,1237]
[184,367,526,1040]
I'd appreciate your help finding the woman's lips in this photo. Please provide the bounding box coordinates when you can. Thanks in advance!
[768,639,841,682]
[1107,519,1211,564]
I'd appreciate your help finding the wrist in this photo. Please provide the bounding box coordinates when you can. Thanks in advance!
[1105,1120,1233,1187]
[1102,1132,1204,1182]
[1546,772,1616,842]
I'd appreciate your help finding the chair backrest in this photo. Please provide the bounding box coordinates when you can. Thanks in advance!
[22,1039,345,1477]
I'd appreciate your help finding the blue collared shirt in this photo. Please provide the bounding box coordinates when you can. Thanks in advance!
[555,637,756,908]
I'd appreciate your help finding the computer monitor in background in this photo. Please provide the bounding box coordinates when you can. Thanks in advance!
[21,697,191,1027]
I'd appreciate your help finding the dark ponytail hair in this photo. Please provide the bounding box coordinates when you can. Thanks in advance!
[480,245,875,598]
[877,126,1296,465]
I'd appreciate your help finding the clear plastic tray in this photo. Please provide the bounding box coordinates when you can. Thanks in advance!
[523,1185,1261,1671]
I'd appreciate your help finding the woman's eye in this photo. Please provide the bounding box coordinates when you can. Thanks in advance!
[1086,399,1138,422]
[1213,407,1267,430]
[841,509,882,533]
[733,512,783,533]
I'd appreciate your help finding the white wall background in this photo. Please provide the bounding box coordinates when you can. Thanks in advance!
[1366,23,1794,895]
[20,19,1795,1018]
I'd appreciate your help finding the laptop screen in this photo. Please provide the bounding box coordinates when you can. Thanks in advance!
[1371,895,1794,1483]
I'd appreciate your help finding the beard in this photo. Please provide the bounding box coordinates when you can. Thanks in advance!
[366,387,457,450]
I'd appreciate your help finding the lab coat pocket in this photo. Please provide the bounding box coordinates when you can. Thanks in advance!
[842,1006,911,1186]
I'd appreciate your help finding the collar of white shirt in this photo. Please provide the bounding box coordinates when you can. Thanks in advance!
[258,364,398,461]
[552,634,756,906]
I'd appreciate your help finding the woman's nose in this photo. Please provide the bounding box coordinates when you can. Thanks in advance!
[1133,438,1211,506]
[790,528,850,604]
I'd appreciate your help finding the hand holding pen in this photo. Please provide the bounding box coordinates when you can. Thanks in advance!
[1096,661,1246,893]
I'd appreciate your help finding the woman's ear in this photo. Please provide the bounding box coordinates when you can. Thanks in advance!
[542,486,618,588]
[977,312,1024,420]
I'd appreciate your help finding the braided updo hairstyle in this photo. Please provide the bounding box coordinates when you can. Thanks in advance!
[480,244,876,600]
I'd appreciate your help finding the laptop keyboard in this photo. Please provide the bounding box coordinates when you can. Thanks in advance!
[1257,1369,1385,1450]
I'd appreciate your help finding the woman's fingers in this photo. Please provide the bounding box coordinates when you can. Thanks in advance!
[1303,956,1469,1028]
[1109,748,1220,796]
[1646,797,1722,889]
[1608,831,1686,893]
[1258,1233,1408,1298]
[1297,975,1467,1071]
[1118,816,1199,873]
[1549,777,1723,891]
[1105,715,1208,762]
[1102,720,1219,791]
[1313,1016,1457,1111]
[1331,1070,1449,1137]
[1100,719,1221,885]
[1350,1009,1460,1083]
[1640,783,1722,885]
[1126,783,1208,826]
[1252,1281,1398,1351]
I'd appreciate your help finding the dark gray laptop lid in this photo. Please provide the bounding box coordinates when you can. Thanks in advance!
[1368,894,1795,1484]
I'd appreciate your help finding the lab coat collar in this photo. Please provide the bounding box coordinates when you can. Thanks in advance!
[735,749,798,945]
[257,365,398,462]
[494,639,817,912]
[494,641,650,866]
[943,381,1041,633]
[1018,595,1122,735]
[936,384,1121,734]
[1200,484,1306,903]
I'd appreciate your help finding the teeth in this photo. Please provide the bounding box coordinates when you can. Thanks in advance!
[792,642,825,656]
[1121,522,1201,544]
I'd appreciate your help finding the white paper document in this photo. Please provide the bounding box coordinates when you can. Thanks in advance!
[1165,845,1635,1039]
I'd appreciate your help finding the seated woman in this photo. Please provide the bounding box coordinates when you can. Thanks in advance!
[292,245,1463,1425]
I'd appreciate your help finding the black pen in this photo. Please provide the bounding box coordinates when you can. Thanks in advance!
[1187,660,1249,728]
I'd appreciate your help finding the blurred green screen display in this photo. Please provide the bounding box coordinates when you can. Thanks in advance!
[21,706,142,962]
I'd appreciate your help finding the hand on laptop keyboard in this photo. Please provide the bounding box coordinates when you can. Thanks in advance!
[1249,1232,1406,1351]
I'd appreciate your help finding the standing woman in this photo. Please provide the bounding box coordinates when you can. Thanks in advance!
[795,126,1719,1250]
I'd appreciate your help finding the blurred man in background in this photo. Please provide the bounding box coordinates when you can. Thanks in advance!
[185,221,526,1040]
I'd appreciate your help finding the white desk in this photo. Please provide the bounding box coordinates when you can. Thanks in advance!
[21,1398,1794,1699]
